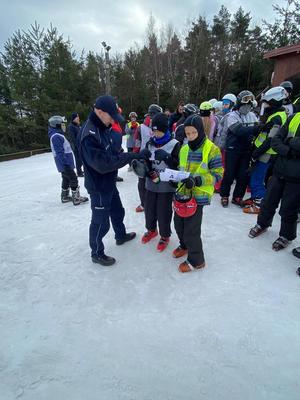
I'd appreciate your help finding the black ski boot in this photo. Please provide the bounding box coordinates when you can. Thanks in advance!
[92,254,116,266]
[116,232,136,245]
[221,197,229,207]
[248,224,267,238]
[292,247,300,259]
[272,236,290,251]
[61,188,72,203]
[71,187,89,206]
[232,197,244,207]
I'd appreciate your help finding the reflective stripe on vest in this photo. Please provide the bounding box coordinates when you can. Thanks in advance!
[178,139,214,197]
[254,111,287,155]
[288,113,300,138]
[293,97,300,105]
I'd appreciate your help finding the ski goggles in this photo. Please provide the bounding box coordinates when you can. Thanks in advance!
[240,94,255,104]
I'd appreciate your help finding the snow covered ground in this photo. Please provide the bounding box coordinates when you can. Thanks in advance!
[0,152,300,400]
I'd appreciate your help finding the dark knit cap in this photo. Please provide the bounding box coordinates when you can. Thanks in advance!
[151,112,169,133]
[71,112,79,121]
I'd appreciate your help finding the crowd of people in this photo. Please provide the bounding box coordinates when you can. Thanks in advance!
[47,80,300,275]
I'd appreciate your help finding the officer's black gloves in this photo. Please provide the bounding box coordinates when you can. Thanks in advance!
[131,148,151,160]
[138,148,152,160]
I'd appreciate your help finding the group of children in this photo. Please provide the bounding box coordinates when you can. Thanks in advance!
[47,79,300,275]
[126,80,300,275]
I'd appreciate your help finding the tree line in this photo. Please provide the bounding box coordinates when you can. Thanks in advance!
[0,0,299,154]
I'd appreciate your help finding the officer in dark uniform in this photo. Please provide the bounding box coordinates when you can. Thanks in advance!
[80,95,150,266]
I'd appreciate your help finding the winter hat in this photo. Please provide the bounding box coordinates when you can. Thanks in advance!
[71,112,79,121]
[94,95,124,123]
[151,112,169,133]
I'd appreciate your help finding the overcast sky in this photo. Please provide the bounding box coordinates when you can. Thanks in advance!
[0,0,284,56]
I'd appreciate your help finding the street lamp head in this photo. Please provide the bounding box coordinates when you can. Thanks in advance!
[106,46,111,52]
[101,41,107,48]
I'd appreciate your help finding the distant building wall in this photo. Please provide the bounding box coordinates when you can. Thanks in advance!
[271,53,300,85]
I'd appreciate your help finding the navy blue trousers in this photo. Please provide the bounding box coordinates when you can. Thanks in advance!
[89,187,126,257]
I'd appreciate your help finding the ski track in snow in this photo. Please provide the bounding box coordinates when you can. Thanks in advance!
[0,153,299,400]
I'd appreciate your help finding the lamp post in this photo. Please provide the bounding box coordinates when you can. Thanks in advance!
[101,41,111,95]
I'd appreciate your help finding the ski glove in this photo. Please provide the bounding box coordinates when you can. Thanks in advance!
[181,176,202,189]
[154,149,170,162]
[137,148,152,160]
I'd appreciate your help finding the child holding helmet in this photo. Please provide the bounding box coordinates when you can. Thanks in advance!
[173,115,223,273]
[141,112,181,252]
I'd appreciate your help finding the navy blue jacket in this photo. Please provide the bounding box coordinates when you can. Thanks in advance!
[168,111,183,131]
[67,122,81,150]
[80,112,134,194]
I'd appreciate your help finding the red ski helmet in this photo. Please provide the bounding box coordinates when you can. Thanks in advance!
[173,192,197,218]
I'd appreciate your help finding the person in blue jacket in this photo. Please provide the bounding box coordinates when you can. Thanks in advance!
[80,95,151,266]
[48,115,88,205]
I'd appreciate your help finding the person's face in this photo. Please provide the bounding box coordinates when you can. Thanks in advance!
[130,116,137,122]
[61,123,66,133]
[74,116,80,124]
[178,105,184,114]
[152,129,165,138]
[94,108,114,126]
[222,101,231,111]
[185,126,198,141]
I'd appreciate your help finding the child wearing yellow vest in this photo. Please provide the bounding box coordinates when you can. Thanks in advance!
[173,115,223,273]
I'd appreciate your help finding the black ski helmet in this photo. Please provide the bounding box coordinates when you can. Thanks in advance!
[147,104,163,118]
[132,159,151,178]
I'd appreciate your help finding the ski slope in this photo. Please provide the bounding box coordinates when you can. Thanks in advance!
[0,153,299,400]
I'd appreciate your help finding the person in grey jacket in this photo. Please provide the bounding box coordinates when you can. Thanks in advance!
[141,112,180,252]
[220,90,259,207]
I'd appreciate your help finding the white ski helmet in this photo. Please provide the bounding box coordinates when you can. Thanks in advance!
[212,101,223,112]
[261,86,287,103]
[209,98,218,106]
[129,111,137,118]
[48,115,67,128]
[222,93,237,105]
[280,80,293,93]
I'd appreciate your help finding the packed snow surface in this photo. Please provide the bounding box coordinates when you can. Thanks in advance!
[0,153,299,400]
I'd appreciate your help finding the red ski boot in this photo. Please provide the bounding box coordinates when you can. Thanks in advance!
[141,230,158,244]
[156,237,170,252]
